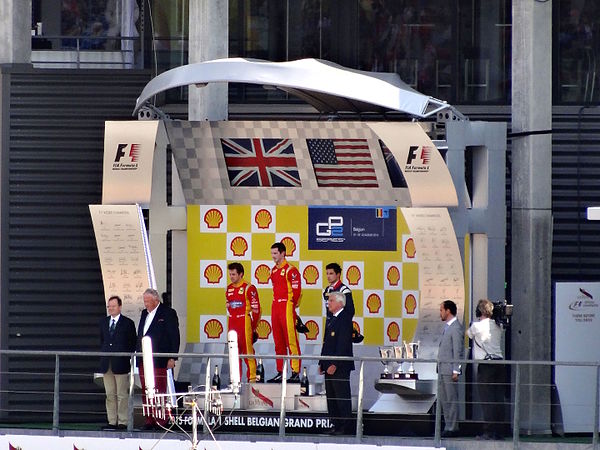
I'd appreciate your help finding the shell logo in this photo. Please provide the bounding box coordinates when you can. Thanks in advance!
[204,208,224,229]
[305,320,319,340]
[346,265,361,286]
[204,264,223,284]
[256,319,272,339]
[204,319,224,339]
[366,293,382,314]
[387,265,400,286]
[352,321,361,334]
[404,238,416,258]
[254,209,273,229]
[230,236,249,257]
[404,294,417,314]
[281,236,296,257]
[387,321,400,342]
[254,264,271,285]
[302,265,319,285]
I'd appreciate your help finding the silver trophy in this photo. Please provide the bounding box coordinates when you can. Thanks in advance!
[379,347,394,379]
[393,345,406,378]
[403,340,420,379]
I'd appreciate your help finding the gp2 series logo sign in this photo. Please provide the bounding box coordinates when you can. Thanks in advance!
[308,206,396,251]
[316,216,344,239]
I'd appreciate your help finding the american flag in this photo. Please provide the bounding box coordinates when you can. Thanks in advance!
[306,138,379,187]
[221,138,301,187]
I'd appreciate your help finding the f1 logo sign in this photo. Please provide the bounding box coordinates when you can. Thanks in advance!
[406,145,431,165]
[316,216,344,237]
[114,143,140,163]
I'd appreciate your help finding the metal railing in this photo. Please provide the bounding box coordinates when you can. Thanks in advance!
[31,35,141,69]
[0,349,598,449]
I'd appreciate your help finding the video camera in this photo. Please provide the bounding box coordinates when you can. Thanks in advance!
[475,299,513,328]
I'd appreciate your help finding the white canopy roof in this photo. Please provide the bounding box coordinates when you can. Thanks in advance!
[133,58,457,118]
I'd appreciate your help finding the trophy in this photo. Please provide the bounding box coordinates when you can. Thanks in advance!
[403,340,420,379]
[393,345,406,378]
[379,347,394,379]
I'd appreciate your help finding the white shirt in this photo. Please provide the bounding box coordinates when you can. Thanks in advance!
[143,305,159,335]
[109,314,121,329]
[333,307,345,317]
[467,317,503,360]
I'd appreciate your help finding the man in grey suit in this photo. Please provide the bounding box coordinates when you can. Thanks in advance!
[438,300,464,437]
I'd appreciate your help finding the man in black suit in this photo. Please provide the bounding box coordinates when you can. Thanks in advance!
[137,288,180,430]
[319,291,354,435]
[100,295,137,430]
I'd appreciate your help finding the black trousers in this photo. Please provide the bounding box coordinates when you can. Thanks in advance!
[325,372,352,432]
[477,362,506,434]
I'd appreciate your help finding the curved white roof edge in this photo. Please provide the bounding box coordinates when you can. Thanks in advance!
[133,58,457,119]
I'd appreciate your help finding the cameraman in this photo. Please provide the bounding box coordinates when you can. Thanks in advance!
[467,299,505,440]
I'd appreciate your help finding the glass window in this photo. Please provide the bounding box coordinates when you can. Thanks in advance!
[557,0,599,103]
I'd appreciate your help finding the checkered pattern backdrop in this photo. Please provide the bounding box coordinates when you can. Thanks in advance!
[165,120,412,207]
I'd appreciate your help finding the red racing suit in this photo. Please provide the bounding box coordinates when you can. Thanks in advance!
[270,260,302,373]
[226,281,261,381]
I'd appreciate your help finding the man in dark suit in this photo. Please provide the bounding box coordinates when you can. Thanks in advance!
[319,291,354,435]
[438,299,464,437]
[137,288,180,430]
[100,295,137,430]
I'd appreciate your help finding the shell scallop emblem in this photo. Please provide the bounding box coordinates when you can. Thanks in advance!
[305,320,319,340]
[203,208,223,229]
[254,264,271,285]
[404,238,416,258]
[281,236,296,257]
[256,319,272,339]
[386,266,400,286]
[366,293,382,314]
[204,264,223,284]
[204,319,224,339]
[404,294,417,314]
[302,265,319,285]
[346,265,361,286]
[352,321,361,334]
[254,209,272,229]
[386,321,400,342]
[230,236,249,257]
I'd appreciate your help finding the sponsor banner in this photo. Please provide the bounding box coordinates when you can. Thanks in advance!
[367,122,458,207]
[89,204,155,325]
[299,261,323,289]
[308,206,397,251]
[176,412,335,433]
[555,282,600,432]
[102,120,159,206]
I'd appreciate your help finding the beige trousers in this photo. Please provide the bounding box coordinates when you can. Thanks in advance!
[103,367,130,426]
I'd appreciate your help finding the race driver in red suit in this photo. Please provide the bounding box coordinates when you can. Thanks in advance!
[226,262,261,382]
[268,242,302,383]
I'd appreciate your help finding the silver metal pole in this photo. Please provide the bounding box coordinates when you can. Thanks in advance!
[203,357,211,435]
[434,364,442,447]
[279,360,288,437]
[355,361,365,441]
[513,363,521,449]
[128,354,135,431]
[52,354,60,433]
[593,364,599,450]
[76,38,80,69]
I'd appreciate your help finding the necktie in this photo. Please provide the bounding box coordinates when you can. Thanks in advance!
[109,319,116,336]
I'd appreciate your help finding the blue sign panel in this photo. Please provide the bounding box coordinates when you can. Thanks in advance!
[308,206,397,251]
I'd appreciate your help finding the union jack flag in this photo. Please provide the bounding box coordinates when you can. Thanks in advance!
[221,138,301,187]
